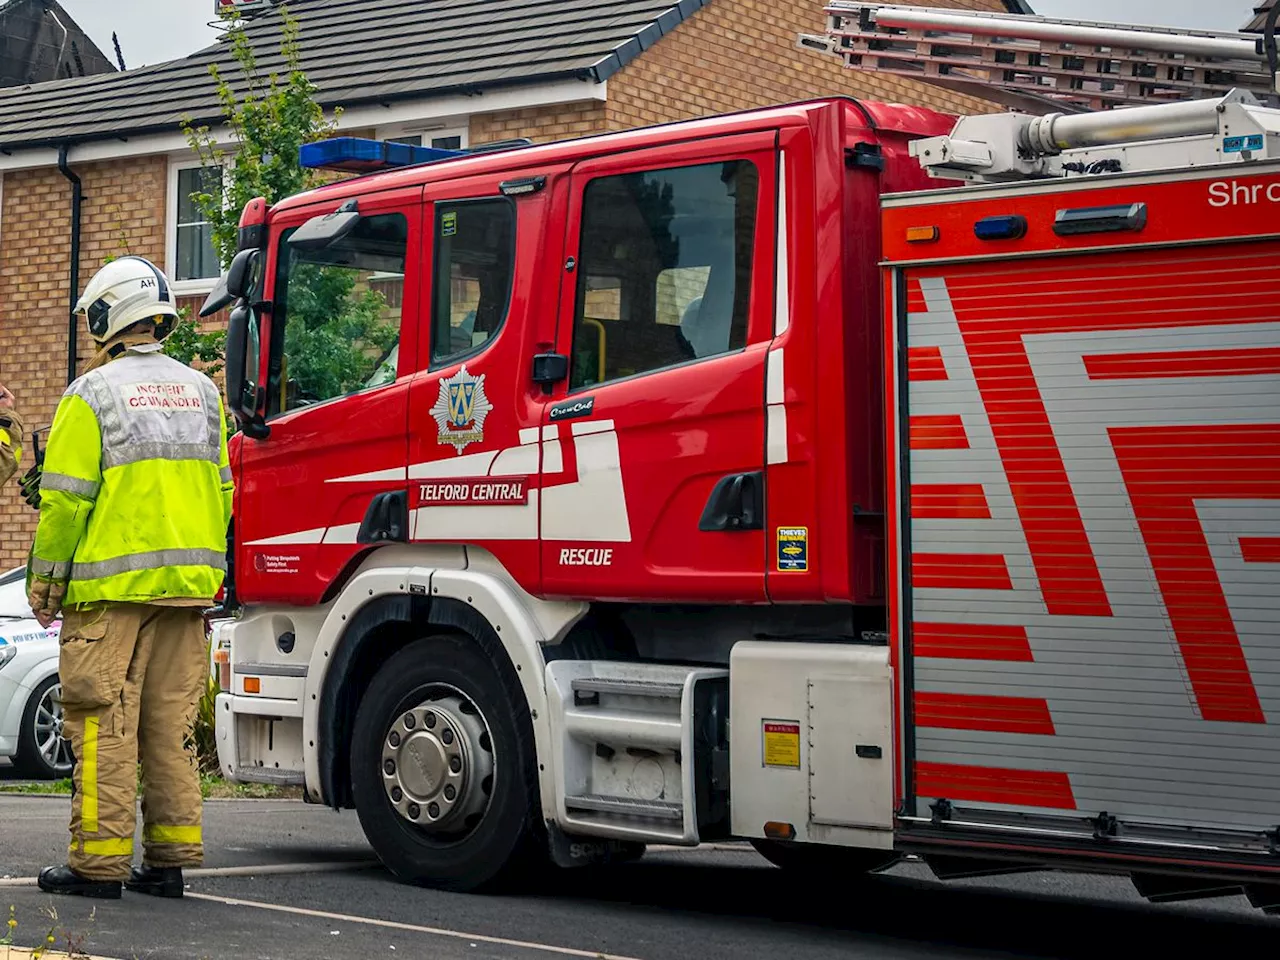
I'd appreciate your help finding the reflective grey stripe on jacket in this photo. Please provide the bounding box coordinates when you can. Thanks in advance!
[41,472,101,498]
[30,557,72,580]
[71,548,228,582]
[69,351,223,471]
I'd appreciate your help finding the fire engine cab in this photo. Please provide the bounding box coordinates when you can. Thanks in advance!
[207,4,1280,908]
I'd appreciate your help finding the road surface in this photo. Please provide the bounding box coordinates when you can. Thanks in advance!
[0,768,1276,959]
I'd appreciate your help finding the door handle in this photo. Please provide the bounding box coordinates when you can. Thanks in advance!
[699,471,763,532]
[358,491,409,544]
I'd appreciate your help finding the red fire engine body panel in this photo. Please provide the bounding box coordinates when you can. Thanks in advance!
[229,98,953,609]
[883,164,1280,847]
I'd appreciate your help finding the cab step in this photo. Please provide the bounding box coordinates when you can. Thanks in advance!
[572,677,684,701]
[547,661,728,845]
[564,794,684,821]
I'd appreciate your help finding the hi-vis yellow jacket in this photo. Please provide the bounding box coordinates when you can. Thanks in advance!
[30,344,233,606]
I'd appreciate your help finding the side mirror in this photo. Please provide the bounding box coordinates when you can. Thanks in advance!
[199,273,232,319]
[225,302,269,439]
[226,248,262,300]
[288,199,360,252]
[200,249,262,318]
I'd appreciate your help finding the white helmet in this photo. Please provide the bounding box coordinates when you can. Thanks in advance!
[75,256,179,344]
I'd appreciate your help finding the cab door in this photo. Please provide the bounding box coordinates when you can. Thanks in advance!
[540,133,778,602]
[404,166,569,594]
[236,186,423,605]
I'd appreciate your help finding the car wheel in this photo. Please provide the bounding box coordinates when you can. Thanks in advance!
[13,676,74,780]
[350,633,543,892]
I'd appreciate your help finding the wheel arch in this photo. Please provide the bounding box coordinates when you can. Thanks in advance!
[309,559,585,821]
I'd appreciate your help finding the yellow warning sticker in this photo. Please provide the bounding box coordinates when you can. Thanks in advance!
[762,720,801,768]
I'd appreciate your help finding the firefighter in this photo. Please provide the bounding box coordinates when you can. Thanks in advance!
[29,256,233,900]
[0,383,22,488]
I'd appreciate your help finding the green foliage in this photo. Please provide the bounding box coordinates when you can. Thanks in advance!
[164,308,228,376]
[191,659,222,779]
[174,3,398,408]
[281,263,397,400]
[183,4,341,268]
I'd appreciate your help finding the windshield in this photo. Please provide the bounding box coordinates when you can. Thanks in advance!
[0,566,30,620]
[268,212,409,417]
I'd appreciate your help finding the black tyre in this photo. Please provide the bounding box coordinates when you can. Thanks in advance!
[350,633,542,892]
[13,676,74,780]
[750,838,898,874]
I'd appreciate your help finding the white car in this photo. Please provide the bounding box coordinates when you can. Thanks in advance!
[0,566,72,779]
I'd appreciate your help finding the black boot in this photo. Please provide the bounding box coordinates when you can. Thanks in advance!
[37,865,122,899]
[124,864,184,899]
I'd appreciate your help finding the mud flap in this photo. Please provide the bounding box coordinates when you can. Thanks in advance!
[546,822,645,868]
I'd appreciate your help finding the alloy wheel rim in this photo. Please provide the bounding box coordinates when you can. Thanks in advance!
[35,683,72,772]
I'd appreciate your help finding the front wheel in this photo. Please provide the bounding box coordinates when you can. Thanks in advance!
[350,633,542,892]
[14,676,74,780]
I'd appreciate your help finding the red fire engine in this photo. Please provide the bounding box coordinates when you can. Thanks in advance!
[206,4,1280,908]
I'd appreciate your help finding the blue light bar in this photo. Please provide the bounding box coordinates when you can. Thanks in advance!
[299,137,468,173]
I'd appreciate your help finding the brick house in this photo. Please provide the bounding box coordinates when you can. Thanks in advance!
[0,0,1023,568]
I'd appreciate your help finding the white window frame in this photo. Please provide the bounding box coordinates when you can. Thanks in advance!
[374,120,469,152]
[166,156,231,296]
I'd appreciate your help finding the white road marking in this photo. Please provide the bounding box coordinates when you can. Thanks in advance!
[185,891,647,959]
[0,860,379,887]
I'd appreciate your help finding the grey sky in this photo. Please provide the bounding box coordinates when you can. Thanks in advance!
[57,0,1263,70]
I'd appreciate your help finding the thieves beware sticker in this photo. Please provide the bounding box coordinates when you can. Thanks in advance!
[776,527,808,572]
[762,721,801,768]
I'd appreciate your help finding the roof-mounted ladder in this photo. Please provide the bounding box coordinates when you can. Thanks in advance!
[907,88,1280,183]
[800,2,1280,113]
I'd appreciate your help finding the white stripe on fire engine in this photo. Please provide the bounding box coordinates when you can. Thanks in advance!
[325,466,408,483]
[245,420,630,547]
[775,151,790,337]
[766,348,789,465]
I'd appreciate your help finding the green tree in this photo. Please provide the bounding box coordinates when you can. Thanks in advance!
[183,3,339,267]
[168,2,397,402]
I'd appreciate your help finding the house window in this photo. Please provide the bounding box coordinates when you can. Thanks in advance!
[569,160,759,390]
[171,163,224,286]
[386,135,464,150]
[376,123,468,152]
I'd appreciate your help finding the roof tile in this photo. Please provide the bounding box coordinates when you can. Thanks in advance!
[0,0,708,150]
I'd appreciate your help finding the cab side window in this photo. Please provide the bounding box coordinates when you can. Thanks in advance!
[570,160,759,390]
[431,199,516,368]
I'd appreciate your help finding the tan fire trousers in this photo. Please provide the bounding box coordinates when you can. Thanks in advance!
[59,603,208,881]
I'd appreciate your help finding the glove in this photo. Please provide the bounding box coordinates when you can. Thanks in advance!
[29,578,66,629]
[18,462,41,510]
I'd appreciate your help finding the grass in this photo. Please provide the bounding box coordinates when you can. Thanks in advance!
[1,903,93,959]
[0,780,72,796]
[198,774,302,801]
[0,774,298,801]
